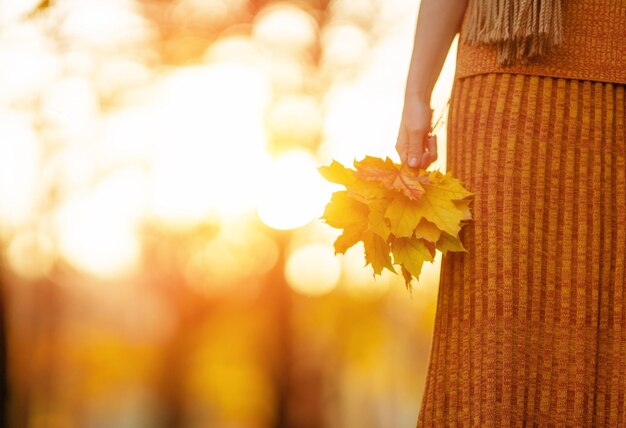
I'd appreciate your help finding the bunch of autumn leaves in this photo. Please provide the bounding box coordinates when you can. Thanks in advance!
[319,156,474,290]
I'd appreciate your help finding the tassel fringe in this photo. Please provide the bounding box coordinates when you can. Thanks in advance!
[463,0,563,66]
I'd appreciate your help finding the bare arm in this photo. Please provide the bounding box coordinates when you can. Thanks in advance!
[396,0,468,169]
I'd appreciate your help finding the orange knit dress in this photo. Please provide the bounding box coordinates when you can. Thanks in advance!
[417,0,626,426]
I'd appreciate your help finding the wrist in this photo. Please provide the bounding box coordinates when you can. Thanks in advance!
[404,91,431,106]
[404,89,431,105]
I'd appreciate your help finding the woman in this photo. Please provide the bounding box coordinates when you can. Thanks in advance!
[397,0,626,425]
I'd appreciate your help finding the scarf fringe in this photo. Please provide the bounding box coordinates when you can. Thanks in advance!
[464,0,563,66]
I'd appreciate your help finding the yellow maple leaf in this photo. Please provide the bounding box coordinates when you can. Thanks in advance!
[392,237,434,283]
[334,223,366,255]
[318,160,356,186]
[400,266,413,290]
[362,230,395,275]
[437,231,468,255]
[414,218,442,242]
[354,156,427,201]
[318,156,475,291]
[414,183,464,236]
[347,179,387,204]
[428,170,474,200]
[367,200,392,240]
[322,191,368,229]
[383,193,422,238]
[453,198,473,221]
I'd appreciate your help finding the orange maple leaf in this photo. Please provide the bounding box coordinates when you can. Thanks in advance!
[353,156,428,201]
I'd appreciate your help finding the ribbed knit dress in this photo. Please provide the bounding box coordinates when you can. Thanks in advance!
[417,0,626,426]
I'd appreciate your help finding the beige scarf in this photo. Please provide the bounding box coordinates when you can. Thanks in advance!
[463,0,563,66]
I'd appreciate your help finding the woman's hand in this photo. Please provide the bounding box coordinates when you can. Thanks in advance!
[397,0,466,170]
[396,96,437,170]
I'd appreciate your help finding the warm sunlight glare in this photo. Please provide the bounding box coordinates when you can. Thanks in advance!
[59,0,153,49]
[339,242,391,298]
[0,23,61,102]
[321,80,399,165]
[40,76,99,142]
[0,112,39,226]
[257,150,333,231]
[0,0,41,23]
[266,95,322,151]
[320,23,369,69]
[148,62,272,224]
[55,170,146,278]
[285,242,341,296]
[0,0,464,424]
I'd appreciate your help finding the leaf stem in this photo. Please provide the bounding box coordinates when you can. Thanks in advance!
[428,98,450,137]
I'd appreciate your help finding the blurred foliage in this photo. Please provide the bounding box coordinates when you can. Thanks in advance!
[0,0,459,426]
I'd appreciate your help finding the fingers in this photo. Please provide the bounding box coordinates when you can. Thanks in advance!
[420,134,438,168]
[397,106,435,169]
[401,133,437,170]
[395,126,409,165]
[406,128,426,169]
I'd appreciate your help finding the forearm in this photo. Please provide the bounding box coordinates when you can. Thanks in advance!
[404,0,468,102]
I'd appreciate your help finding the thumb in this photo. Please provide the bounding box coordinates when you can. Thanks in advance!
[407,130,427,168]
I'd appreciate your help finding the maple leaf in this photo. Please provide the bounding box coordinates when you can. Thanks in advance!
[354,156,427,201]
[423,240,437,258]
[437,231,468,255]
[318,155,475,291]
[333,223,366,255]
[384,193,423,238]
[414,183,465,236]
[347,179,387,204]
[392,237,434,283]
[318,160,356,186]
[453,198,473,221]
[414,218,442,242]
[362,230,395,276]
[401,266,413,290]
[367,199,392,240]
[322,191,368,229]
[428,170,475,200]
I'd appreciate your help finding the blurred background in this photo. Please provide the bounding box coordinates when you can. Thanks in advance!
[0,0,459,426]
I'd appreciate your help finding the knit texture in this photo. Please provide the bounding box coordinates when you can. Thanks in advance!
[456,0,626,85]
[417,73,626,426]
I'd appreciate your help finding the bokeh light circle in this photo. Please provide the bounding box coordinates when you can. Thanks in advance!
[252,4,318,53]
[285,243,341,296]
[54,170,146,278]
[257,150,332,231]
[7,230,55,279]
